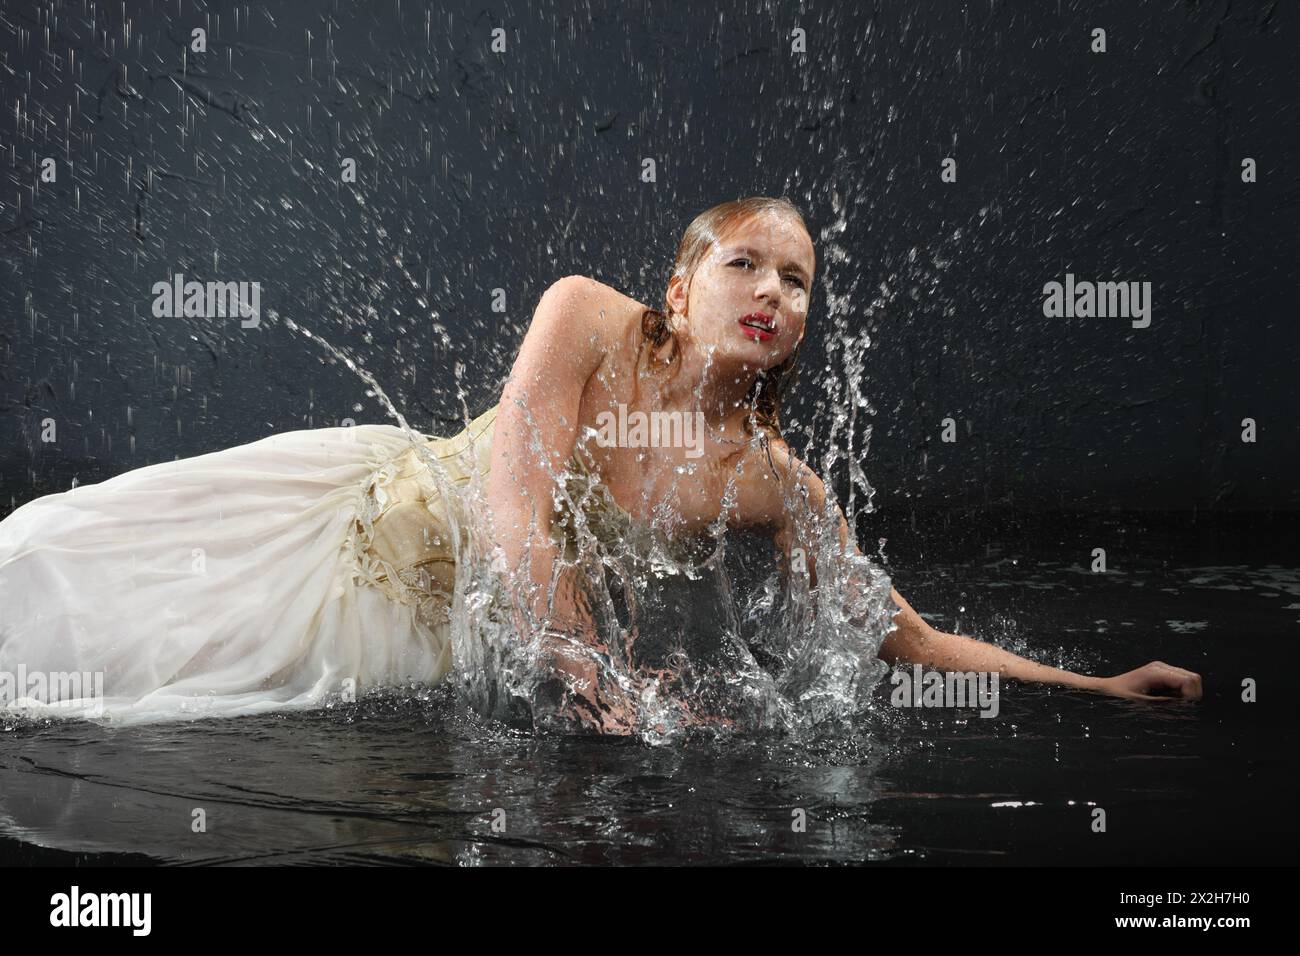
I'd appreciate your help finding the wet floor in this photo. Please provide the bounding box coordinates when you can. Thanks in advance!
[1,512,1294,866]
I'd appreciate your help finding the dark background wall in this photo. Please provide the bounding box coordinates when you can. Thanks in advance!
[2,0,1296,520]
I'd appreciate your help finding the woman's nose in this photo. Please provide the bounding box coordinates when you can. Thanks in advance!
[755,268,782,300]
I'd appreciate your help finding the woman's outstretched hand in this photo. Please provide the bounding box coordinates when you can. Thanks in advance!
[1096,661,1203,701]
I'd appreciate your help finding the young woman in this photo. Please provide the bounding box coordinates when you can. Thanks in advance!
[0,196,1202,731]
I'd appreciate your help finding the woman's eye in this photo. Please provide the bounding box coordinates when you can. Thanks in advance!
[731,258,805,290]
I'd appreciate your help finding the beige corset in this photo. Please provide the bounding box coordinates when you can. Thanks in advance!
[347,403,716,625]
[347,407,498,625]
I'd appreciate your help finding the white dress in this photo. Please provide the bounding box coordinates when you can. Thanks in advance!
[0,409,500,726]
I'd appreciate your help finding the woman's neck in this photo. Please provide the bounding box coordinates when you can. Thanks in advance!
[655,334,761,431]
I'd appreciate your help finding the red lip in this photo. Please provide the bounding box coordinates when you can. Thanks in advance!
[738,313,776,342]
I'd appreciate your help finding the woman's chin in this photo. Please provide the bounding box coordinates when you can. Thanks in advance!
[711,338,791,372]
[748,346,796,373]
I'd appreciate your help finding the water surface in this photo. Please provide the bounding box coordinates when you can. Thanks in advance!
[2,512,1292,866]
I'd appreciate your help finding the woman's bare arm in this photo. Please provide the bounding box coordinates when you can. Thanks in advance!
[487,275,612,627]
[741,440,1203,701]
[485,275,646,733]
[884,592,1201,699]
[885,588,1101,689]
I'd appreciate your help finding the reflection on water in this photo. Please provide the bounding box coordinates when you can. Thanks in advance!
[0,693,900,865]
[2,515,1294,865]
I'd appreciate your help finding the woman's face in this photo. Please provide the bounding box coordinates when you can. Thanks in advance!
[666,210,816,372]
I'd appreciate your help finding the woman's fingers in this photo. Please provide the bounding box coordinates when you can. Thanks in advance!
[1146,661,1204,700]
[1102,661,1204,702]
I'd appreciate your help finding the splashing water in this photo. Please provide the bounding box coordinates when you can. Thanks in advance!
[276,189,972,747]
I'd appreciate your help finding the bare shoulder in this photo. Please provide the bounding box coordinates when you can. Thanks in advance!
[729,434,816,533]
[731,435,847,552]
[741,435,815,488]
[538,275,646,351]
[584,275,650,319]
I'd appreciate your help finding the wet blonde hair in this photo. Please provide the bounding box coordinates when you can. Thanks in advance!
[639,196,812,438]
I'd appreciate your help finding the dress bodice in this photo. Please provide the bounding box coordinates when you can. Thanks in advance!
[346,407,498,621]
[347,405,713,616]
[553,446,717,568]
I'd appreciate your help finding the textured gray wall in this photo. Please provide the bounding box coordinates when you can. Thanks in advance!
[2,0,1296,516]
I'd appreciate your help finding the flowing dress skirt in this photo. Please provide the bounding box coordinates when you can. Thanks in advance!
[0,412,498,725]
